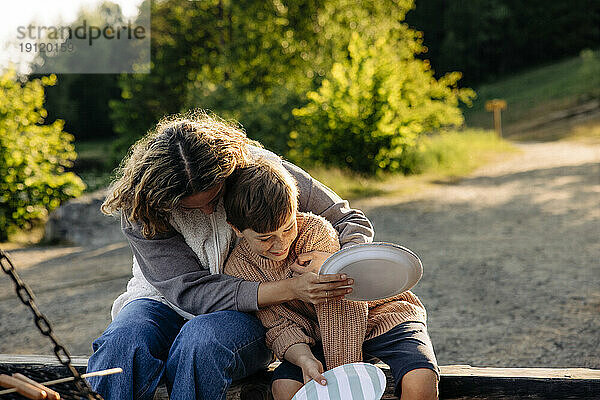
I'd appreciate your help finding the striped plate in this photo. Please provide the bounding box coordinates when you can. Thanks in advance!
[292,363,387,400]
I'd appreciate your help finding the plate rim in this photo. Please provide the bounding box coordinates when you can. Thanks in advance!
[319,242,423,301]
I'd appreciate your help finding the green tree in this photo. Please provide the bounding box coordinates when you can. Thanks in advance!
[183,0,322,153]
[109,0,215,159]
[111,0,321,158]
[407,0,600,85]
[291,31,475,174]
[110,0,476,170]
[0,71,85,241]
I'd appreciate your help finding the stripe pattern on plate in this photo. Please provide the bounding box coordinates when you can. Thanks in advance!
[292,362,387,400]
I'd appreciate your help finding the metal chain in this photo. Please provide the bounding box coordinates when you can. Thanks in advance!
[0,249,103,400]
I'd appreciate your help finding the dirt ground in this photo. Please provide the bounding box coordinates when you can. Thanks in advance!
[1,140,598,370]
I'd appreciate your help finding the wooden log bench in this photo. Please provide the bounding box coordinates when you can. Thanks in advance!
[1,355,599,399]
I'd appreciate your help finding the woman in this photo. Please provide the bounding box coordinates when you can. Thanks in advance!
[86,111,374,400]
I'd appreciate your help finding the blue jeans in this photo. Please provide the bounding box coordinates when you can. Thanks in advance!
[86,299,272,400]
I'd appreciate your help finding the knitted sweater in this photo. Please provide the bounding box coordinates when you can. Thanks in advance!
[224,213,427,370]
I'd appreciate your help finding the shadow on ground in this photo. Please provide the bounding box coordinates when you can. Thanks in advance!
[0,242,131,355]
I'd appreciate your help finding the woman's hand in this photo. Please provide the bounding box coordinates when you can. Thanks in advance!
[299,356,327,386]
[290,250,332,275]
[256,260,353,307]
[291,272,353,305]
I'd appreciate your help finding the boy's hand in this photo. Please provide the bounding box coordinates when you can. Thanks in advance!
[299,357,327,386]
[290,251,332,275]
[284,343,327,386]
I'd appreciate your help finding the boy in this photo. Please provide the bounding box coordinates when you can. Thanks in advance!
[223,159,439,400]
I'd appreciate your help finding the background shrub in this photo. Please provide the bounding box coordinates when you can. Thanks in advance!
[0,71,85,241]
[291,32,475,175]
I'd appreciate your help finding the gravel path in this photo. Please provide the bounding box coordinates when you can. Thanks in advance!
[1,140,598,370]
[355,141,600,368]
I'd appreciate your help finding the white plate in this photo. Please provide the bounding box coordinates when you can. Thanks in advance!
[319,242,422,301]
[291,362,386,400]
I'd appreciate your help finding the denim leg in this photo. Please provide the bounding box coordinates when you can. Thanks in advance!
[87,299,185,400]
[166,310,273,400]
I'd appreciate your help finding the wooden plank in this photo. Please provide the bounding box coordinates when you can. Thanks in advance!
[1,355,599,399]
[440,365,600,379]
[440,376,600,400]
[0,355,88,367]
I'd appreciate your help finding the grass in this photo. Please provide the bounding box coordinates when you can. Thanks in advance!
[567,117,600,144]
[464,49,600,133]
[77,170,115,192]
[408,129,517,175]
[308,129,517,200]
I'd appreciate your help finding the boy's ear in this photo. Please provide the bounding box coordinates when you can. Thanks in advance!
[228,221,244,237]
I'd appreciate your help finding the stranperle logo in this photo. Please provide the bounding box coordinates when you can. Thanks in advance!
[16,20,146,46]
[4,0,151,73]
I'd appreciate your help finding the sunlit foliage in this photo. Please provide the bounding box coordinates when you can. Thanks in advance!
[291,31,475,174]
[0,71,85,240]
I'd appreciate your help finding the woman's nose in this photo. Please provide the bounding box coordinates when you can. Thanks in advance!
[200,205,215,215]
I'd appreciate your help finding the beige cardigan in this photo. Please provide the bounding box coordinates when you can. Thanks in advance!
[224,213,426,369]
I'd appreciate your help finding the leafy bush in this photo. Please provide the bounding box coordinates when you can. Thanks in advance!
[291,32,475,175]
[0,71,85,241]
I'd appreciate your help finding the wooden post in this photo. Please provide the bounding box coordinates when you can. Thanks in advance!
[485,99,507,137]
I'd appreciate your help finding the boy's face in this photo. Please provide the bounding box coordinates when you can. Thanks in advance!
[233,212,298,261]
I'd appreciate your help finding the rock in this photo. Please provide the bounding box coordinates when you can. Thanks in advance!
[44,189,123,246]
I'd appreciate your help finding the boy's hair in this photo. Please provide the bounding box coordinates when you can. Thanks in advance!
[224,158,298,233]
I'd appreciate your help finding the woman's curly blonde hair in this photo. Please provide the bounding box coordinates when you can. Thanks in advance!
[102,110,259,238]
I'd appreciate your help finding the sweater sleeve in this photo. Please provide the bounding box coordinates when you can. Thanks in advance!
[122,214,260,314]
[258,307,316,360]
[296,215,369,369]
[225,254,316,359]
[294,213,341,255]
[283,161,374,249]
